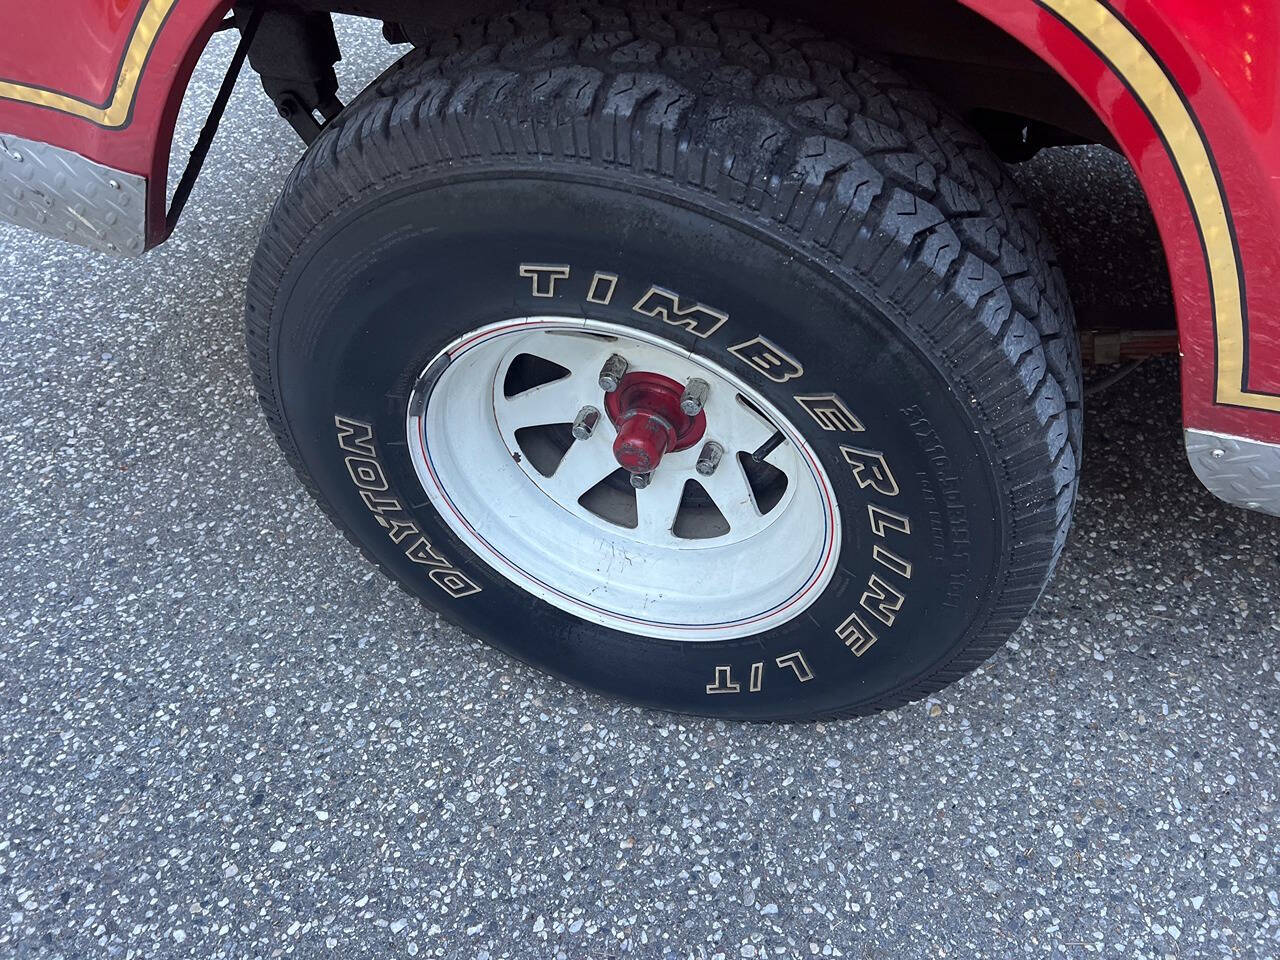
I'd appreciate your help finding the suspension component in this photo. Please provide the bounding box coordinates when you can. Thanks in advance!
[237,7,344,144]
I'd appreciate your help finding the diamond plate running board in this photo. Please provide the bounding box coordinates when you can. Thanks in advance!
[0,133,146,257]
[1186,429,1280,518]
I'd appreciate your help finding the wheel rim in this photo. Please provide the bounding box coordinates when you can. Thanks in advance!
[406,318,841,641]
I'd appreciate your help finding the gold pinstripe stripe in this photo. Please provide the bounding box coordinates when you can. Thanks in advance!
[1042,0,1279,412]
[0,0,178,127]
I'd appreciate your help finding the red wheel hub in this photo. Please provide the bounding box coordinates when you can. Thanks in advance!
[604,372,707,474]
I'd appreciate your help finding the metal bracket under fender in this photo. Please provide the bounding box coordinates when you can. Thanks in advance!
[0,134,146,257]
[1185,429,1280,518]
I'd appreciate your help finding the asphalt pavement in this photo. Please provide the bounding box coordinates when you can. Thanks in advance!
[1,19,1277,960]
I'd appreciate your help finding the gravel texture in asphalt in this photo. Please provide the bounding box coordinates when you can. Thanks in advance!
[1,19,1277,960]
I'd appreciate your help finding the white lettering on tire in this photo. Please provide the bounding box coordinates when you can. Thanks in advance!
[336,415,481,600]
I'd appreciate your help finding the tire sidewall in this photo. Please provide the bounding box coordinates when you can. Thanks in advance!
[267,169,1006,719]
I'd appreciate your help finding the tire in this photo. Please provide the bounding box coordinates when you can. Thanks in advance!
[245,1,1081,721]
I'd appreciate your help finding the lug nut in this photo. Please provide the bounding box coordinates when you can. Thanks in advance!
[630,471,652,489]
[572,405,601,439]
[695,440,725,476]
[680,377,709,416]
[598,354,630,392]
[572,405,601,440]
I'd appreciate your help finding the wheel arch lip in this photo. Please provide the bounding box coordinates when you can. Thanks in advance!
[958,0,1280,513]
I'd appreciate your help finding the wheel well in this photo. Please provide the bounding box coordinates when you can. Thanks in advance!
[278,0,1113,155]
[790,0,1114,151]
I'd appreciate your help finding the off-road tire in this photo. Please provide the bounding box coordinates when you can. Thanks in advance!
[245,1,1081,720]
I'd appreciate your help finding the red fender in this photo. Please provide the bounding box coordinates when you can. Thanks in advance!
[0,0,232,241]
[960,0,1280,449]
[1,0,1277,451]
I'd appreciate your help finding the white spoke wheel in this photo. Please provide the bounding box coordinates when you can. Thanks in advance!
[407,319,840,641]
[245,3,1081,720]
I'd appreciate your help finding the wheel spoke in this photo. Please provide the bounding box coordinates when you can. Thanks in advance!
[543,434,619,503]
[500,373,594,430]
[705,392,781,459]
[492,327,807,547]
[521,331,614,373]
[413,318,838,640]
[634,470,686,540]
[698,455,760,530]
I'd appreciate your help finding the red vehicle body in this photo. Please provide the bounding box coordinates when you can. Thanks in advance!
[2,0,1278,514]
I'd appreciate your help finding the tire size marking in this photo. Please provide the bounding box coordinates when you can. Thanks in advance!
[705,651,814,695]
[516,261,916,667]
[902,405,971,610]
[335,416,482,600]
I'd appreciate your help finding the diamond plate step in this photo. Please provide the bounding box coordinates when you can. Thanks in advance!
[0,133,146,257]
[1186,429,1280,518]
